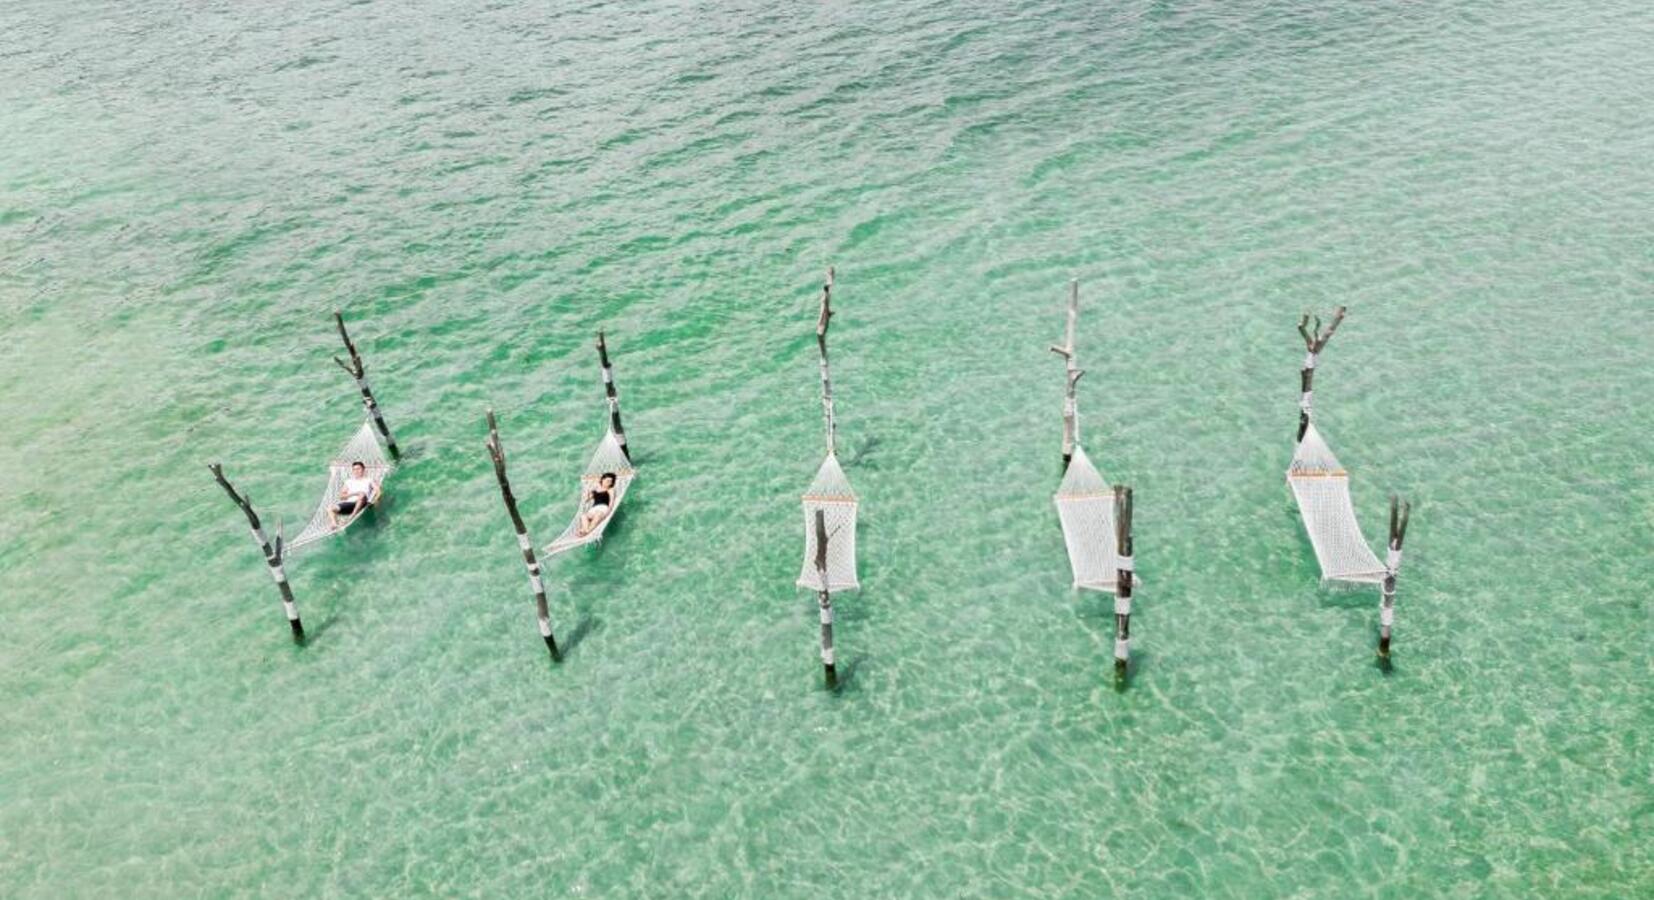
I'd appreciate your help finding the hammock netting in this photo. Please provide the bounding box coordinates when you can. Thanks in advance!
[1287,423,1386,585]
[797,452,859,592]
[1053,445,1131,592]
[287,419,394,552]
[543,429,635,556]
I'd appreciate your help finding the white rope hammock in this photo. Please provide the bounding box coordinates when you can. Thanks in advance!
[1053,445,1132,592]
[543,429,635,557]
[1288,423,1386,585]
[287,419,394,552]
[797,452,859,591]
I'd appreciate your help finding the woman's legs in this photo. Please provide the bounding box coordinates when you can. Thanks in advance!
[577,505,610,536]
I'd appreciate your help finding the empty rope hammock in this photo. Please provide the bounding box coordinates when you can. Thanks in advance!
[1054,446,1131,591]
[1288,423,1386,584]
[798,452,859,591]
[287,418,395,552]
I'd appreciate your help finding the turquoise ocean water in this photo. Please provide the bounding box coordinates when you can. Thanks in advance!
[2,1,1649,895]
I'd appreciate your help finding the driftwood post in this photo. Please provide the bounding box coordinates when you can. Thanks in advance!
[208,464,303,642]
[333,311,401,460]
[816,267,837,456]
[595,330,629,461]
[1050,279,1084,472]
[1112,485,1134,681]
[814,509,837,688]
[1294,306,1347,446]
[1379,495,1412,662]
[486,410,560,662]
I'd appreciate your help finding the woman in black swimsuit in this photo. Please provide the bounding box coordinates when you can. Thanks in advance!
[577,472,618,537]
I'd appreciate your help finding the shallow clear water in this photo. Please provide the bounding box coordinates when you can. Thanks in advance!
[2,1,1649,895]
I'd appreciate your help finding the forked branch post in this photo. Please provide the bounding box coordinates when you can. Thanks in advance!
[814,509,837,689]
[486,410,560,662]
[816,267,836,456]
[208,463,303,642]
[1050,279,1083,471]
[596,331,629,461]
[334,311,401,459]
[1294,306,1347,445]
[1379,495,1412,662]
[1112,485,1135,683]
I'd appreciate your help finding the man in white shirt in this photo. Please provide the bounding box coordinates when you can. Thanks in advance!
[328,460,379,529]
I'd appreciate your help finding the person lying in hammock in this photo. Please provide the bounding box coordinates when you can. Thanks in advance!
[576,472,618,537]
[327,460,379,529]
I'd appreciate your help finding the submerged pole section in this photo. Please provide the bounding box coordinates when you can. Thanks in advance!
[816,267,837,456]
[486,410,560,662]
[1050,279,1084,472]
[813,509,837,689]
[596,330,629,461]
[1112,485,1134,681]
[1294,306,1347,447]
[1379,495,1412,662]
[333,311,401,459]
[208,464,302,642]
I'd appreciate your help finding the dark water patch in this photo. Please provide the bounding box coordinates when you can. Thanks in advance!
[506,86,567,104]
[273,55,334,73]
[638,131,753,174]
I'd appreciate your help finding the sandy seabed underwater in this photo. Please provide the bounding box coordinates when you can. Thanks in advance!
[1,0,1650,896]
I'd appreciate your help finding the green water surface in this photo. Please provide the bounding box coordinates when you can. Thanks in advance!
[1,1,1649,896]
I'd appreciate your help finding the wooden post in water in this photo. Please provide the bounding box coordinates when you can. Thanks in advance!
[1379,495,1412,662]
[333,311,401,460]
[208,464,303,642]
[596,330,629,461]
[1112,484,1134,681]
[1050,279,1084,472]
[1294,306,1347,446]
[486,410,560,662]
[814,509,837,689]
[816,267,837,456]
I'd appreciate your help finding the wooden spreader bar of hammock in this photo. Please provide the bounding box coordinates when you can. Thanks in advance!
[579,471,634,482]
[802,494,856,503]
[1287,469,1349,478]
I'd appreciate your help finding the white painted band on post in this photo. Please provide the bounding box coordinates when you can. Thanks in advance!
[283,600,299,621]
[1114,595,1131,616]
[1299,391,1313,411]
[250,527,267,547]
[1380,606,1395,627]
[516,532,532,552]
[820,606,833,625]
[529,574,544,594]
[1304,352,1317,370]
[1114,638,1129,660]
[1116,555,1134,572]
[270,565,288,585]
[538,617,552,637]
[1387,548,1402,569]
[602,369,613,384]
[1063,397,1076,415]
[822,646,835,666]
